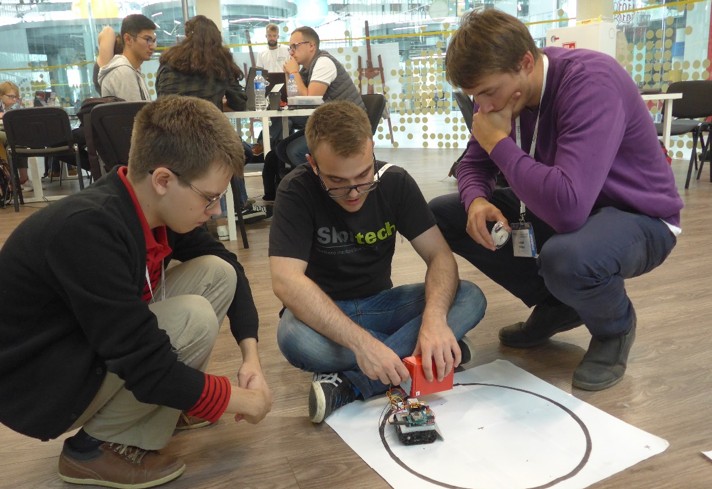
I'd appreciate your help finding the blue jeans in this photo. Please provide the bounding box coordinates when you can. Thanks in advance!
[284,133,308,166]
[277,281,486,399]
[429,190,677,337]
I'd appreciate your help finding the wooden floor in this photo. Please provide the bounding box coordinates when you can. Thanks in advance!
[1,149,710,489]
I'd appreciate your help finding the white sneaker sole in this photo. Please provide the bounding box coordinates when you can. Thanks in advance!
[309,381,327,424]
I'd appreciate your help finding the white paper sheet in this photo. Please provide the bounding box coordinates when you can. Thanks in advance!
[327,360,668,489]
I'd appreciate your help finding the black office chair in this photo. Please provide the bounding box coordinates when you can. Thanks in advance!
[361,93,387,136]
[454,91,474,129]
[654,80,712,188]
[448,92,474,179]
[89,101,148,173]
[3,107,81,212]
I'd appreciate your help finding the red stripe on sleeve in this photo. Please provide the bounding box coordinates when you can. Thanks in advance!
[186,374,231,423]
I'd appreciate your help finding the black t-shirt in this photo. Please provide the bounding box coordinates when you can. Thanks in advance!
[269,162,436,300]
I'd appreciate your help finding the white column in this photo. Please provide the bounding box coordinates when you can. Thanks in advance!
[195,0,222,31]
[577,0,613,22]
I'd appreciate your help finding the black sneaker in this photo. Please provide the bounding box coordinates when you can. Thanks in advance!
[239,204,267,224]
[309,373,358,424]
[455,335,476,372]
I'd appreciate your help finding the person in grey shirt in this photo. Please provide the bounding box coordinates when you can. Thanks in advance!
[98,14,156,101]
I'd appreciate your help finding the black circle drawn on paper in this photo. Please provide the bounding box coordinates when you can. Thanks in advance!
[378,382,593,489]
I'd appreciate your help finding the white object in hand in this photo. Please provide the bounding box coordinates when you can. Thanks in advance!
[491,221,510,249]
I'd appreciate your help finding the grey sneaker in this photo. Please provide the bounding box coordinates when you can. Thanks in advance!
[309,373,358,424]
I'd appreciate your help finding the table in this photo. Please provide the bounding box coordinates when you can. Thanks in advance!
[224,108,316,155]
[221,108,316,242]
[641,92,683,149]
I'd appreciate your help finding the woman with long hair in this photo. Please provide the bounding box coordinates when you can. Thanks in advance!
[156,15,267,224]
[156,15,246,111]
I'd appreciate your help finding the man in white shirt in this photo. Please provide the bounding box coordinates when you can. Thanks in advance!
[278,26,365,165]
[252,23,291,158]
[257,23,289,73]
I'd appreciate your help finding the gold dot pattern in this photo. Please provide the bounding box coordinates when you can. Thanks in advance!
[615,2,708,159]
[0,3,705,154]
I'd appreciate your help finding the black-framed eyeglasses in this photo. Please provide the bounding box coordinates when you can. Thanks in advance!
[314,154,379,200]
[289,40,310,51]
[133,34,157,45]
[2,94,19,100]
[150,168,226,211]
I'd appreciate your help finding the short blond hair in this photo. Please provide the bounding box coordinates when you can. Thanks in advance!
[305,101,371,157]
[0,81,19,97]
[129,96,244,181]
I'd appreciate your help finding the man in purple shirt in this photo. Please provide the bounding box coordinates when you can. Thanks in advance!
[430,10,682,391]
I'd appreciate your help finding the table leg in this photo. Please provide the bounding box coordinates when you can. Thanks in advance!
[225,184,237,241]
[662,99,674,150]
[261,116,271,155]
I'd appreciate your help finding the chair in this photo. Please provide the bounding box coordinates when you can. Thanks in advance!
[361,93,386,136]
[454,91,474,129]
[89,101,148,174]
[3,107,81,212]
[654,80,712,188]
[449,92,474,178]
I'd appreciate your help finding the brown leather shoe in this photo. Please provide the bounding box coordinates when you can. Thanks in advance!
[58,441,185,488]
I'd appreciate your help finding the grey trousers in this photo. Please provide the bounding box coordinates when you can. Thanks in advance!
[67,255,237,450]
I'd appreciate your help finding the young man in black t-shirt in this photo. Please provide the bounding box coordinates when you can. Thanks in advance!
[269,101,487,423]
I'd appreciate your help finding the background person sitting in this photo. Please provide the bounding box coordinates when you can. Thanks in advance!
[0,81,32,191]
[261,26,365,202]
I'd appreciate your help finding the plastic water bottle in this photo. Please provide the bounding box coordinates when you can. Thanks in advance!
[254,70,267,111]
[287,73,299,101]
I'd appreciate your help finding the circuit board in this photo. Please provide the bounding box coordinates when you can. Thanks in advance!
[391,397,438,445]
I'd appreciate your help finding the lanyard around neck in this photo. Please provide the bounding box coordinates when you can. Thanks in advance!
[514,54,548,220]
[145,260,166,303]
[515,53,549,158]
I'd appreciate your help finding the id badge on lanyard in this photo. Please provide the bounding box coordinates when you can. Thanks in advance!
[512,54,548,259]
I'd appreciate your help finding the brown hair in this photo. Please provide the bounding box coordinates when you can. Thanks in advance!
[292,26,320,50]
[160,15,243,81]
[306,101,371,157]
[129,95,244,181]
[266,23,279,34]
[446,9,540,89]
